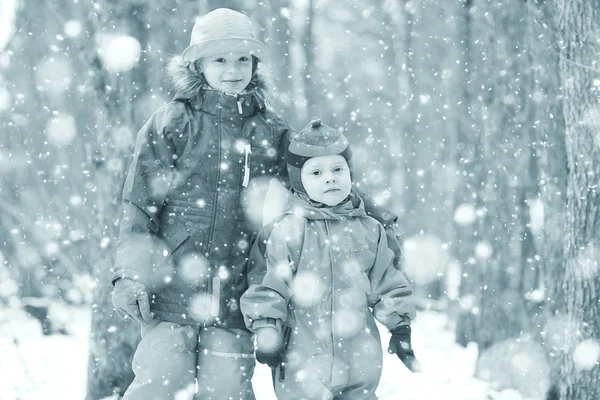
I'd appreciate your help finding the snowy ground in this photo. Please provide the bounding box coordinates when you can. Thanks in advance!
[0,305,534,400]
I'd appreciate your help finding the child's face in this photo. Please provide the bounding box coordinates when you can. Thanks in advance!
[199,52,253,94]
[301,155,352,206]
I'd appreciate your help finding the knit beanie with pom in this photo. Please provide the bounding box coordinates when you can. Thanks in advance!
[286,119,354,196]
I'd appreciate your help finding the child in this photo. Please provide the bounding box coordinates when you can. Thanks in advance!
[110,8,282,400]
[110,7,404,400]
[240,120,421,400]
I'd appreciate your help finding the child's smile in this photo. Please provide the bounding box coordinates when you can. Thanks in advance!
[200,52,253,94]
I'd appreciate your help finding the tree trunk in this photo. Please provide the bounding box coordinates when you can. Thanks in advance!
[553,0,600,398]
[264,0,296,122]
[454,0,485,346]
[526,0,568,395]
[85,3,149,398]
[302,0,323,120]
[466,0,539,350]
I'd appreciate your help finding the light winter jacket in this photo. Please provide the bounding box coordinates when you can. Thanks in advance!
[240,191,416,387]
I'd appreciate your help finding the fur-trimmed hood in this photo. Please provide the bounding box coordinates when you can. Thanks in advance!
[167,56,270,109]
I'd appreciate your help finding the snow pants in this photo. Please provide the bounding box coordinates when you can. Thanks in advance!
[270,319,383,400]
[122,320,255,400]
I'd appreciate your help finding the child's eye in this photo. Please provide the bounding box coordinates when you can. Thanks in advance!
[334,167,344,173]
[214,58,226,63]
[312,170,321,176]
[239,56,250,62]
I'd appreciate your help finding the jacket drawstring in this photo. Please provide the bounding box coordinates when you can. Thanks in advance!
[242,144,251,187]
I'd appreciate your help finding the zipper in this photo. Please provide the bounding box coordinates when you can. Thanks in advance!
[204,109,222,327]
[324,220,336,377]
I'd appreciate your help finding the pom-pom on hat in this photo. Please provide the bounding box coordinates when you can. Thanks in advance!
[286,119,354,195]
[182,8,268,63]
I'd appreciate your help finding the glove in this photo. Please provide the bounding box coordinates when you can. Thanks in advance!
[254,325,284,369]
[111,278,154,324]
[388,325,422,373]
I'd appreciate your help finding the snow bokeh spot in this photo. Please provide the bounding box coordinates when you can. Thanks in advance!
[111,126,134,151]
[580,108,600,147]
[574,243,599,279]
[46,114,77,147]
[174,383,196,400]
[63,20,83,38]
[0,87,11,111]
[454,203,477,226]
[256,327,282,353]
[403,234,449,285]
[572,339,600,370]
[475,241,493,260]
[179,254,208,284]
[293,271,326,308]
[274,260,293,281]
[150,173,173,199]
[333,309,363,338]
[35,56,72,94]
[527,198,544,234]
[542,314,580,352]
[241,177,271,227]
[97,34,141,73]
[189,293,217,324]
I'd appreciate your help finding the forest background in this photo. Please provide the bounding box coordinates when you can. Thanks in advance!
[0,0,598,399]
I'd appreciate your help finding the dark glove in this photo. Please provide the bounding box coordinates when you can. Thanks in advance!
[254,326,284,369]
[388,325,422,373]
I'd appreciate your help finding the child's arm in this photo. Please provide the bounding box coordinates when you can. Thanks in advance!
[357,190,405,271]
[240,216,303,332]
[367,223,416,330]
[111,106,177,286]
[368,223,421,372]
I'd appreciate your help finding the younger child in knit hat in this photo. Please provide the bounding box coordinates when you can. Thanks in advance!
[240,119,421,400]
[110,8,406,400]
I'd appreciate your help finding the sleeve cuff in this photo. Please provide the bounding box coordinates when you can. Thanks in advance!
[251,318,283,333]
[110,269,146,286]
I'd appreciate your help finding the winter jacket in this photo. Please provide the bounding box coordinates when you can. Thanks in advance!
[112,58,401,330]
[111,59,289,328]
[240,191,416,387]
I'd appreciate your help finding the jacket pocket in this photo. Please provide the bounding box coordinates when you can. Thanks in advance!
[160,223,191,265]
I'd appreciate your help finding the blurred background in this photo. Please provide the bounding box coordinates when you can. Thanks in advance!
[0,0,598,399]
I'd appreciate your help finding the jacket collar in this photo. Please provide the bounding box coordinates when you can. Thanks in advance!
[284,190,367,221]
[168,56,268,118]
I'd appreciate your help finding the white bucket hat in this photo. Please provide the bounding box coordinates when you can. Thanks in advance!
[182,8,268,63]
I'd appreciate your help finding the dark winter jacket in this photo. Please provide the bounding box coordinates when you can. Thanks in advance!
[111,58,289,328]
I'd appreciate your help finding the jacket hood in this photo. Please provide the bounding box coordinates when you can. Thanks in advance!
[167,55,270,108]
[284,190,367,221]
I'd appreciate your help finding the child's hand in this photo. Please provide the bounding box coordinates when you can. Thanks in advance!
[255,326,283,368]
[388,325,422,373]
[111,278,154,324]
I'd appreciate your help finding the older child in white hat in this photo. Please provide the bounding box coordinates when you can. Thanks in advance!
[241,120,420,400]
[110,7,406,400]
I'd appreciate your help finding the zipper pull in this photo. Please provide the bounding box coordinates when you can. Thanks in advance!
[242,144,251,187]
